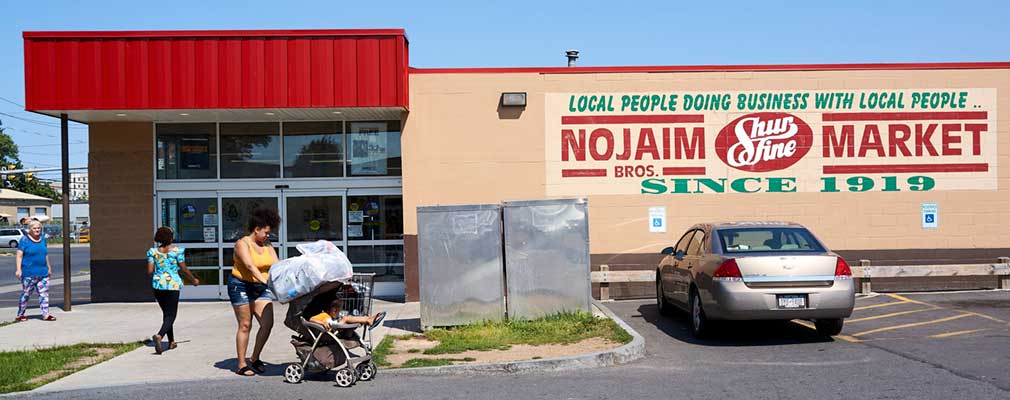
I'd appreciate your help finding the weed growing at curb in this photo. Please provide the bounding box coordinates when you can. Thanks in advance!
[422,311,632,355]
[0,342,142,394]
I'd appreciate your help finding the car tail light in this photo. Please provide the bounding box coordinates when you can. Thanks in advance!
[713,259,743,282]
[835,257,852,280]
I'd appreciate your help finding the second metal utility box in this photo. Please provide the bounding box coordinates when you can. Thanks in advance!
[417,204,506,329]
[503,198,591,319]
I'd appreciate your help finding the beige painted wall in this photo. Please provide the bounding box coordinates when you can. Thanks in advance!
[403,69,1010,254]
[89,122,153,260]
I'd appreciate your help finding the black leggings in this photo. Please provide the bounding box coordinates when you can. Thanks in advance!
[153,289,180,342]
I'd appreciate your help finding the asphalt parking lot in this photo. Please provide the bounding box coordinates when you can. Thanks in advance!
[609,290,1010,395]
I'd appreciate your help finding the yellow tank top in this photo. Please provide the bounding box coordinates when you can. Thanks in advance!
[232,237,275,282]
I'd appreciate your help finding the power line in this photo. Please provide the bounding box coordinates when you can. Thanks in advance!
[0,96,24,108]
[0,112,88,129]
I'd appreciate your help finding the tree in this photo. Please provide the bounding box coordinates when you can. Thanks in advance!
[0,125,62,201]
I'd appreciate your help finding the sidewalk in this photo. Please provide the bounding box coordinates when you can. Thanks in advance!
[0,298,418,393]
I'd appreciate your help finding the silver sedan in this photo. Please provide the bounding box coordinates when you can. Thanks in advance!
[656,222,855,338]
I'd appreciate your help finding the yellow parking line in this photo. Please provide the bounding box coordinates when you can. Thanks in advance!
[960,311,1010,325]
[930,329,988,339]
[846,307,938,323]
[854,300,910,311]
[852,313,972,337]
[791,320,861,343]
[885,293,932,306]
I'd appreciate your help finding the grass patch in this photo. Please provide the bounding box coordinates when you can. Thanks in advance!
[399,357,476,368]
[0,342,142,394]
[371,336,394,367]
[407,348,421,353]
[421,311,632,355]
[0,321,16,329]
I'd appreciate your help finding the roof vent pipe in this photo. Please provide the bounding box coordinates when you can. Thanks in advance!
[566,50,579,67]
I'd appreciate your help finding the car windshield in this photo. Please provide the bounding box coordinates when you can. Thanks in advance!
[716,227,825,253]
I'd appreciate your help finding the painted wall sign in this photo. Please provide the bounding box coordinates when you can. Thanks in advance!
[545,89,998,195]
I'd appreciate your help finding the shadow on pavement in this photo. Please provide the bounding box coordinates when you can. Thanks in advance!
[636,303,835,346]
[213,357,286,378]
[383,317,421,333]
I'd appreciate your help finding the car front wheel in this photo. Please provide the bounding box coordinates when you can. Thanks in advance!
[656,277,673,316]
[815,318,844,336]
[690,289,711,339]
[8,240,17,248]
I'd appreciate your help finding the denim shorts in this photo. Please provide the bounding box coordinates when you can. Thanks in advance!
[226,275,275,306]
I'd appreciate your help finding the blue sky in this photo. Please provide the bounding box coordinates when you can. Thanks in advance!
[2,0,1008,181]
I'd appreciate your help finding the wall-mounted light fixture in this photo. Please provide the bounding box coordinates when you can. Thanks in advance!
[501,92,527,107]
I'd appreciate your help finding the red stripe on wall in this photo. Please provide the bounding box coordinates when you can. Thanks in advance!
[662,167,707,175]
[218,39,242,108]
[194,39,219,108]
[100,40,126,109]
[334,39,357,107]
[78,40,101,109]
[30,40,57,110]
[287,38,311,107]
[310,38,335,107]
[148,39,172,108]
[395,36,407,108]
[356,38,380,106]
[264,38,287,107]
[823,163,989,174]
[171,39,196,108]
[378,38,397,106]
[561,115,705,124]
[124,39,149,109]
[242,38,266,108]
[562,169,608,177]
[821,111,988,122]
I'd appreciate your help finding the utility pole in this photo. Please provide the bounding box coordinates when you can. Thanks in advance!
[61,113,71,312]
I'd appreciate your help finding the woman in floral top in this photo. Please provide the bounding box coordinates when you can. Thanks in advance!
[147,227,200,354]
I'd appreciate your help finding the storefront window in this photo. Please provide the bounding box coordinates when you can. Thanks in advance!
[286,196,343,242]
[346,195,402,240]
[161,198,219,244]
[157,123,218,179]
[221,197,279,242]
[283,122,343,178]
[347,244,404,282]
[348,121,401,177]
[220,123,281,179]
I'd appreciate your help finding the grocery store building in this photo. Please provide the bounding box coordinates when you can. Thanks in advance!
[21,29,1009,302]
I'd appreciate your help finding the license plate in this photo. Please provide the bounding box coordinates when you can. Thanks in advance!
[777,294,807,309]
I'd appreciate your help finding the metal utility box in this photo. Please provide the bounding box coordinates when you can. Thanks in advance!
[417,204,506,329]
[503,198,591,319]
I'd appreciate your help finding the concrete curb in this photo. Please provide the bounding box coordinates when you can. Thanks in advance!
[385,300,645,376]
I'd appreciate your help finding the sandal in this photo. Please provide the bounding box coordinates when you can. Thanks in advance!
[152,335,163,355]
[236,366,256,376]
[368,311,387,331]
[169,342,178,350]
[43,315,56,321]
[249,359,266,374]
[14,315,27,322]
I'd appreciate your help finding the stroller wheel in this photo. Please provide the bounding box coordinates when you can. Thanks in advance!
[334,367,357,387]
[284,363,304,384]
[357,361,377,381]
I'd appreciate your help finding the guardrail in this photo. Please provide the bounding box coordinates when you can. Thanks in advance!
[591,257,1010,301]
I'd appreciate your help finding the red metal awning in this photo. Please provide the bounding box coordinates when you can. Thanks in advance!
[23,29,409,121]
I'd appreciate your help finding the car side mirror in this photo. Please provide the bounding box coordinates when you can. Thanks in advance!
[661,246,675,255]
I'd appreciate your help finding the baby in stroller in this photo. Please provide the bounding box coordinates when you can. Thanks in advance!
[283,279,384,387]
[308,297,386,333]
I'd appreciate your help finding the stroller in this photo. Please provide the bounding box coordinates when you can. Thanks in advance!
[282,273,378,386]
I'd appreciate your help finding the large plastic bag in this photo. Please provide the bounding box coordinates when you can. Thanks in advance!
[269,240,353,304]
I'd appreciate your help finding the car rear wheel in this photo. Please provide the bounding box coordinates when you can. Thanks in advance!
[690,289,711,339]
[656,277,673,316]
[815,318,844,336]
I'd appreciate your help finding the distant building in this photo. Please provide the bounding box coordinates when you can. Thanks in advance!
[70,172,89,200]
[0,189,53,225]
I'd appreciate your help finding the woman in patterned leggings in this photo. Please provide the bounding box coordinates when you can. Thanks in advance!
[14,220,54,322]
